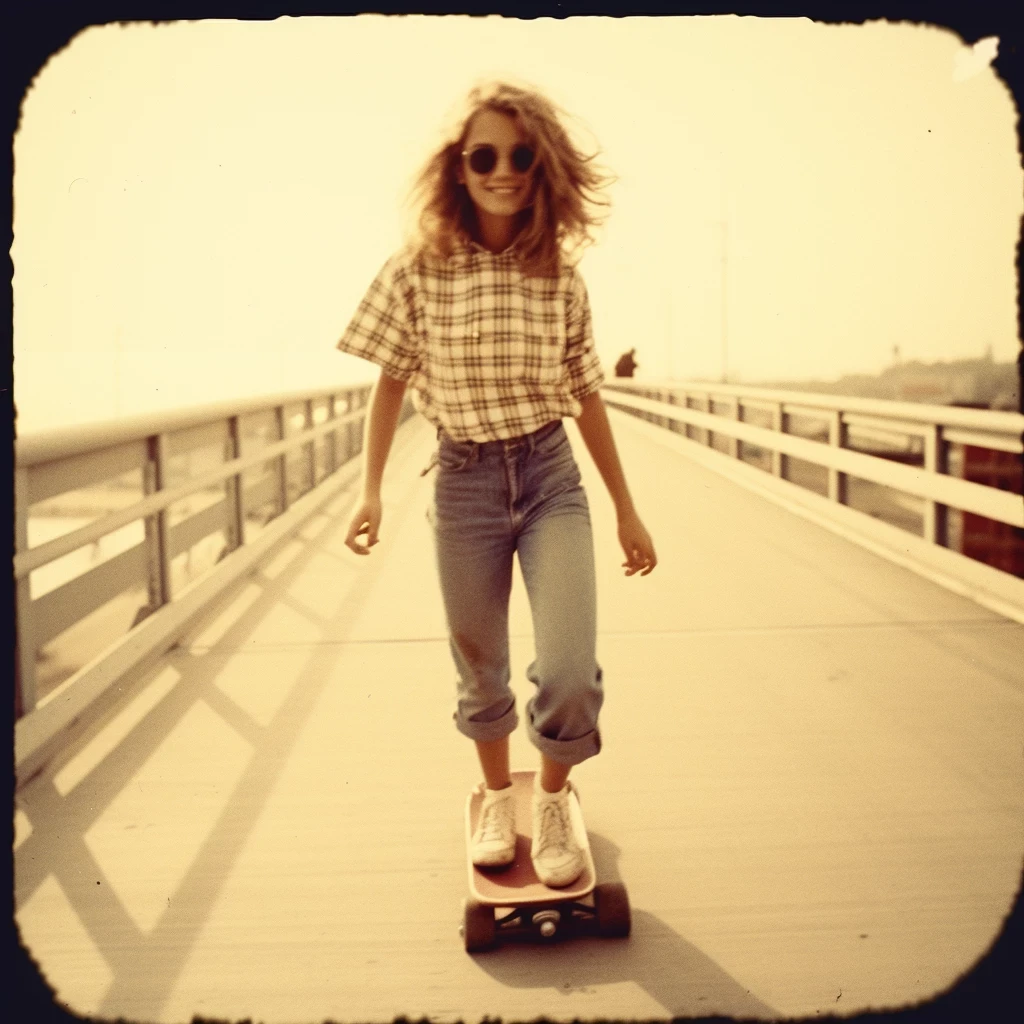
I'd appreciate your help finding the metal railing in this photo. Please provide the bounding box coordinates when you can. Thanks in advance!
[14,383,412,779]
[602,378,1024,610]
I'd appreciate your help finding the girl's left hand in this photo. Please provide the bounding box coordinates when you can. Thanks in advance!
[617,509,657,576]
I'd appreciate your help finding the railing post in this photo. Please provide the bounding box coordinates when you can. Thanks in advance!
[326,395,338,475]
[303,399,315,495]
[923,424,949,545]
[682,392,693,440]
[224,416,244,553]
[728,398,741,459]
[143,434,172,611]
[827,410,848,504]
[274,406,289,515]
[772,403,789,479]
[666,390,681,434]
[697,393,711,446]
[14,466,36,717]
[354,388,367,458]
[344,391,356,464]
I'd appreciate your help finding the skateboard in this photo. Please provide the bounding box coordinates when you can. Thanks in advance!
[461,770,631,952]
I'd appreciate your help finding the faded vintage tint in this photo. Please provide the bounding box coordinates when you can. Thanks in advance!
[13,16,1021,430]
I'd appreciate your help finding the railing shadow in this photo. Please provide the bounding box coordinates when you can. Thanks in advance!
[14,421,433,1022]
[471,831,780,1020]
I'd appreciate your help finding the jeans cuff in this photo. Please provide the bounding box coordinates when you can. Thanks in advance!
[526,719,602,766]
[454,704,519,743]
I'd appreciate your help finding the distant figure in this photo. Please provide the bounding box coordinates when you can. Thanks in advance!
[615,348,638,378]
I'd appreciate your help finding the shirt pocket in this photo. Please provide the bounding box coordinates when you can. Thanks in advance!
[424,313,479,386]
[515,316,567,386]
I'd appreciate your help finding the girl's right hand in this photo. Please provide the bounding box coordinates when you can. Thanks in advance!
[345,495,383,554]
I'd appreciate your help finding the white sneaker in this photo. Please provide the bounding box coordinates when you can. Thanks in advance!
[531,779,586,888]
[471,785,517,867]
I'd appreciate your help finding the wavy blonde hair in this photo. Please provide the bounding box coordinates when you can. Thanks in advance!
[407,81,614,277]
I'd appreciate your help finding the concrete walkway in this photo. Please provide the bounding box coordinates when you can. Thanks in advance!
[15,409,1024,1022]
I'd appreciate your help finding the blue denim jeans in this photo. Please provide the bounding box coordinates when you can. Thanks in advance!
[429,419,603,766]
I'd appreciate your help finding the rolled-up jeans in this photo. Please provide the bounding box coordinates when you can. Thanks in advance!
[429,418,603,766]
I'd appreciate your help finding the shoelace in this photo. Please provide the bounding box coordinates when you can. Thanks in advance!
[477,800,512,844]
[535,800,571,857]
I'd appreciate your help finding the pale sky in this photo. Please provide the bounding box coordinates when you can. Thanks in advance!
[12,15,1022,430]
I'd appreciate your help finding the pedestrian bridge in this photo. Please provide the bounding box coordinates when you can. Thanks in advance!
[13,381,1024,1022]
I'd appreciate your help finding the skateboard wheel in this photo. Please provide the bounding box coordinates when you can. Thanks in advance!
[594,882,631,938]
[532,909,561,939]
[463,898,496,952]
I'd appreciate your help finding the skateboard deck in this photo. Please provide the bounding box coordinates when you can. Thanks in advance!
[466,770,595,903]
[461,770,629,950]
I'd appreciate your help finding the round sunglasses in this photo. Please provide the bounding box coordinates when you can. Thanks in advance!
[461,143,537,176]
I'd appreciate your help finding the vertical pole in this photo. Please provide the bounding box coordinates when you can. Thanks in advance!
[326,394,338,475]
[355,388,368,459]
[728,398,741,459]
[344,391,355,464]
[701,394,712,447]
[224,416,244,553]
[667,390,680,434]
[772,403,789,480]
[720,218,728,384]
[14,466,36,717]
[303,399,315,495]
[274,406,289,516]
[827,410,848,504]
[143,434,172,610]
[923,424,949,545]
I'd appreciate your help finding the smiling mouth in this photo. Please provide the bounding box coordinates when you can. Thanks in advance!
[486,187,520,195]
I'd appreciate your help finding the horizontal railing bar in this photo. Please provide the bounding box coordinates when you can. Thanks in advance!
[838,412,933,440]
[33,544,148,649]
[610,404,1024,624]
[777,403,848,421]
[942,427,1024,454]
[15,408,364,577]
[168,499,230,561]
[605,379,1024,437]
[15,383,373,468]
[28,440,148,507]
[843,428,925,455]
[602,390,1023,527]
[762,403,1012,448]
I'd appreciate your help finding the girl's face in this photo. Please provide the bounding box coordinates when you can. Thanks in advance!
[457,109,536,226]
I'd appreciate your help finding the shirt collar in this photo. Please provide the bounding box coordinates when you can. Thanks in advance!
[461,232,522,258]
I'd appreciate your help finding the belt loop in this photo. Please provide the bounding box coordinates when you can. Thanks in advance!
[528,421,548,453]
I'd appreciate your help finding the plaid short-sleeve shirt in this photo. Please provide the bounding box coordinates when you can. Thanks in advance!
[337,241,605,442]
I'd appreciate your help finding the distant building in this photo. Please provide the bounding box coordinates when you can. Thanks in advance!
[752,358,1019,411]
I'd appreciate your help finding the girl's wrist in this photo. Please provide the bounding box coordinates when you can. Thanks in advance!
[614,497,637,520]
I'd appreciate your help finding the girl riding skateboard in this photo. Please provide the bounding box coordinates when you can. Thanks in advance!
[338,80,657,889]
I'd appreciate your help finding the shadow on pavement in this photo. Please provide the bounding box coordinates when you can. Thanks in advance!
[471,831,779,1020]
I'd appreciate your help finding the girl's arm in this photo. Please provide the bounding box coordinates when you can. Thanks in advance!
[574,391,657,576]
[344,370,408,553]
